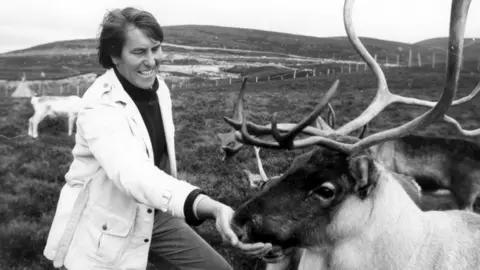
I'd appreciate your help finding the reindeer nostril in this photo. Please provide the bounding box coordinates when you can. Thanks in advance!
[231,222,248,242]
[252,214,263,227]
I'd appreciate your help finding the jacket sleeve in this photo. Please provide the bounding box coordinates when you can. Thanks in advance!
[77,102,199,219]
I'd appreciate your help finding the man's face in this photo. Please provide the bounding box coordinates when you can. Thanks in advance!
[112,25,162,89]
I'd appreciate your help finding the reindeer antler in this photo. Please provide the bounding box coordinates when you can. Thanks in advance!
[224,0,474,154]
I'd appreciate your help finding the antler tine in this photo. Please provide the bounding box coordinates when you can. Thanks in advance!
[389,81,480,138]
[347,0,472,152]
[224,81,334,137]
[234,80,341,150]
[443,115,480,137]
[270,80,340,147]
[327,103,336,129]
[253,146,269,182]
[389,80,480,108]
[233,77,248,121]
[334,0,395,135]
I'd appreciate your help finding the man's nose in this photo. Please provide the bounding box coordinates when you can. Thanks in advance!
[144,51,156,67]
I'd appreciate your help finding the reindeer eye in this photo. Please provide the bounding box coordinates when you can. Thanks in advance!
[307,182,336,202]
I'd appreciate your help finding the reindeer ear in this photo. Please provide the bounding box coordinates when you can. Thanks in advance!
[348,155,377,199]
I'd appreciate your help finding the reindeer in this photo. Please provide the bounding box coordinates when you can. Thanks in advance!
[225,0,480,269]
[28,95,85,138]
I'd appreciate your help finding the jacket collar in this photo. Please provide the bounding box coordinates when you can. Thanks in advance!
[102,69,155,160]
[97,69,177,177]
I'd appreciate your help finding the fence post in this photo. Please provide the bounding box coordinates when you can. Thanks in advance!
[417,52,422,67]
[229,78,232,85]
[408,49,412,67]
[348,63,351,73]
[77,85,80,96]
[356,63,359,72]
[396,54,400,66]
[364,62,367,71]
[313,68,316,76]
[256,76,258,83]
[386,56,389,66]
[432,53,436,68]
[215,80,218,86]
[293,70,296,79]
[327,69,330,76]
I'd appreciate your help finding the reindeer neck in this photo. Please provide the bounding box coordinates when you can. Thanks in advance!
[357,169,431,268]
[318,169,430,270]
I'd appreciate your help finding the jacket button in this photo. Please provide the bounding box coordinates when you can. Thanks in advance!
[147,209,153,214]
[144,239,149,243]
[102,224,108,230]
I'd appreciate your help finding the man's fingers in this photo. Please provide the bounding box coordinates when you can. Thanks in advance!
[238,242,272,250]
[217,221,239,246]
[235,242,272,255]
[243,249,270,256]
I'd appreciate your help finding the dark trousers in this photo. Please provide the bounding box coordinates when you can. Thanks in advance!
[148,210,233,270]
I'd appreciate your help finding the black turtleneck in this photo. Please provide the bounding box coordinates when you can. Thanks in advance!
[114,68,205,226]
[114,68,166,167]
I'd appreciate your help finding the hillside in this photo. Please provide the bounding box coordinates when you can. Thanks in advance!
[2,25,444,59]
[414,37,480,59]
[0,25,478,81]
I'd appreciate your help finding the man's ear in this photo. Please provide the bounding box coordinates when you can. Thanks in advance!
[111,55,120,66]
[348,154,377,199]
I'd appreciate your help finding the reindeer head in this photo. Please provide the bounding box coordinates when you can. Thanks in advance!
[233,145,385,251]
[225,0,472,256]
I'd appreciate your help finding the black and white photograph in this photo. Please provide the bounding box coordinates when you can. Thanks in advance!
[0,0,480,269]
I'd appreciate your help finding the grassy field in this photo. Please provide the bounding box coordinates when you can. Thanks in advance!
[0,67,479,269]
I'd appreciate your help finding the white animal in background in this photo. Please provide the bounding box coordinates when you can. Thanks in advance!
[28,95,85,138]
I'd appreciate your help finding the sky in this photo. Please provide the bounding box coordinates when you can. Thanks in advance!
[0,0,479,54]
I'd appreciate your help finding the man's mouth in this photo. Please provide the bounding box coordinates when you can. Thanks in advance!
[138,69,156,77]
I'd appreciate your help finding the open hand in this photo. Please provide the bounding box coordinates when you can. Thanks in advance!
[213,204,273,258]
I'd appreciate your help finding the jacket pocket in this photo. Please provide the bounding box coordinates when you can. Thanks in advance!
[86,203,136,265]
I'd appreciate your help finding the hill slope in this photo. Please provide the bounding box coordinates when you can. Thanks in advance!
[0,25,478,81]
[414,37,480,60]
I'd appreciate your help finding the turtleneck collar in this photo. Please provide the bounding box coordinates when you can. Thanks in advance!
[114,67,159,102]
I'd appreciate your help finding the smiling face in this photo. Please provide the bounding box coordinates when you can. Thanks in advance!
[112,25,162,89]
